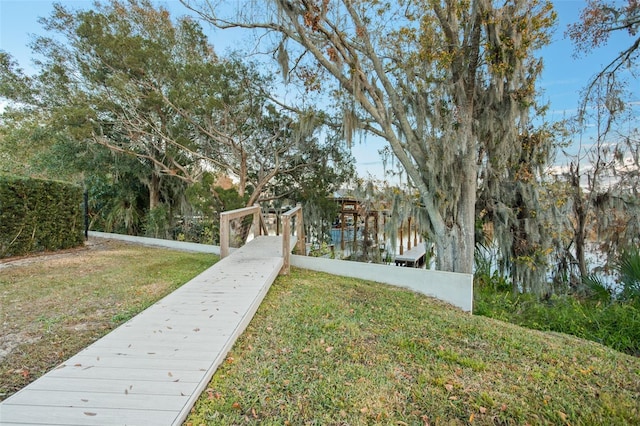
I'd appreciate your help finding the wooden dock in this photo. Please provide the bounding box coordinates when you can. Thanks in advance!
[394,243,427,268]
[0,236,286,426]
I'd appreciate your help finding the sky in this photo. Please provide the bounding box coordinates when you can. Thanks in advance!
[1,0,638,180]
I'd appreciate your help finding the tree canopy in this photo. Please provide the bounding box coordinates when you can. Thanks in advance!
[8,0,638,296]
[181,0,556,275]
[557,0,640,279]
[0,0,354,238]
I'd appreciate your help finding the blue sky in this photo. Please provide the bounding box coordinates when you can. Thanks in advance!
[1,0,638,179]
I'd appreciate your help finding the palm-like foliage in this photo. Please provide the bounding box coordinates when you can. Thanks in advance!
[616,247,640,303]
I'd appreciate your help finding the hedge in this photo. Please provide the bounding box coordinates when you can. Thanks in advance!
[0,175,84,259]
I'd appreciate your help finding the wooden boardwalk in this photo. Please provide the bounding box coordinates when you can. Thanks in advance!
[0,236,286,426]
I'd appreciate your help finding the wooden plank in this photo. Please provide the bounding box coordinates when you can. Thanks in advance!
[57,354,214,371]
[16,377,196,396]
[219,204,260,222]
[83,333,232,349]
[44,365,205,382]
[79,336,227,360]
[4,389,188,411]
[0,405,177,426]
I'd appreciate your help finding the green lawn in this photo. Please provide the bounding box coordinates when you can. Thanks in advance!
[2,242,638,425]
[0,239,214,400]
[186,268,640,426]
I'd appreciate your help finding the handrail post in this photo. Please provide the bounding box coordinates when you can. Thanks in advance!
[282,211,291,275]
[281,204,305,274]
[252,204,260,237]
[295,203,305,255]
[220,211,230,259]
[259,208,268,236]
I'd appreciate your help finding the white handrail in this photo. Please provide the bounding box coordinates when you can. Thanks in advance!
[219,205,261,259]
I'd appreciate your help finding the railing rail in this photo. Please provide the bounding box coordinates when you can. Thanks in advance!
[281,203,305,274]
[219,205,262,259]
[219,203,304,274]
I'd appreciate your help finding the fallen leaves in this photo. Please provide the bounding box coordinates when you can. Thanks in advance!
[558,410,569,423]
[13,368,29,379]
[206,388,221,400]
[181,269,640,425]
[580,366,594,375]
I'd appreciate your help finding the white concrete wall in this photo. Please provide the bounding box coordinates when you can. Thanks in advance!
[88,231,220,255]
[290,255,473,312]
[89,232,473,312]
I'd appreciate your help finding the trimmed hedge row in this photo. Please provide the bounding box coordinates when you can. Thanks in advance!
[0,175,84,259]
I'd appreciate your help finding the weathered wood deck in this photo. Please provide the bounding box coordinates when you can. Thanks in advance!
[0,236,286,426]
[394,244,427,268]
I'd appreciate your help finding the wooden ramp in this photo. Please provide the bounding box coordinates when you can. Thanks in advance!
[0,236,285,426]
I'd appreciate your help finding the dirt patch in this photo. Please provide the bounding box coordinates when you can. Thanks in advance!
[0,238,122,365]
[0,333,41,363]
[0,238,112,270]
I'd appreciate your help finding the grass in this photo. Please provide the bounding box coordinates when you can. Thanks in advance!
[2,243,639,424]
[185,268,640,426]
[0,239,214,400]
[474,286,640,356]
